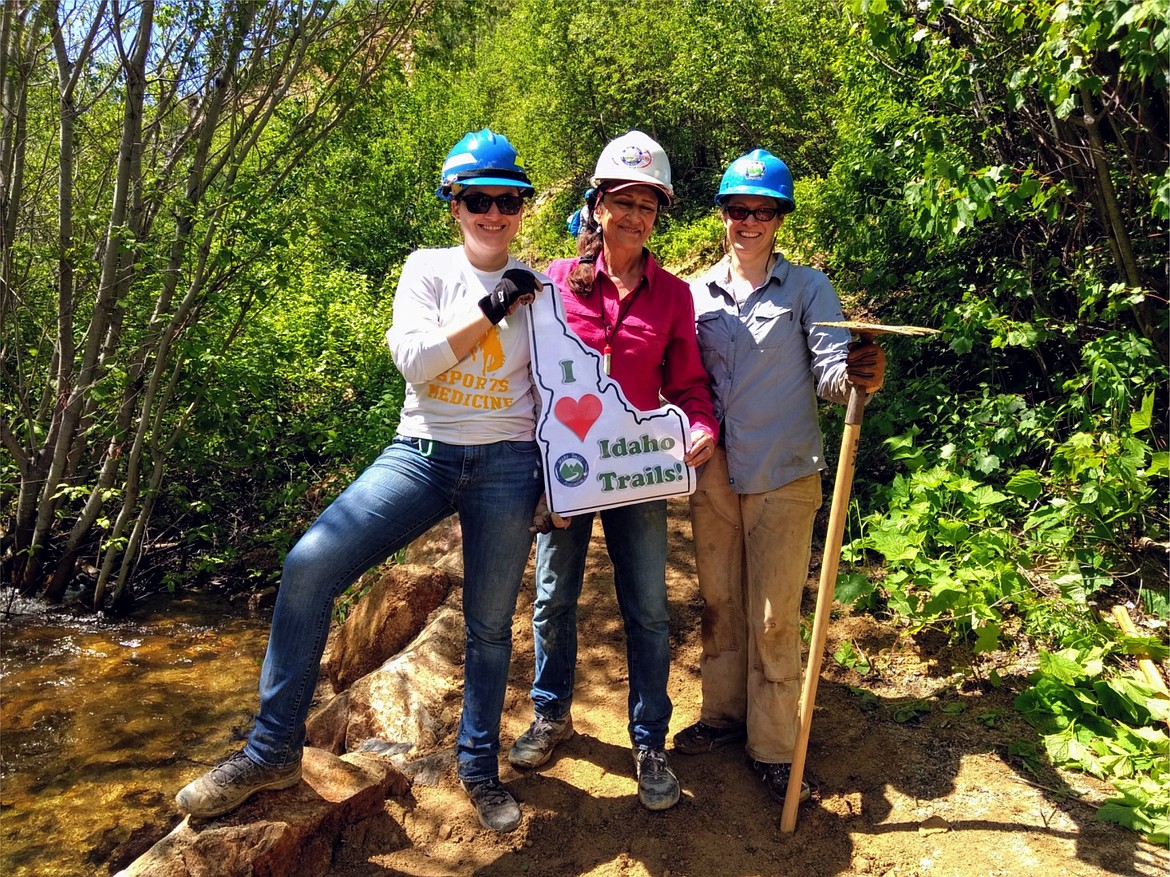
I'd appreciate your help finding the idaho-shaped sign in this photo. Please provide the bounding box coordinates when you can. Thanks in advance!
[529,282,695,516]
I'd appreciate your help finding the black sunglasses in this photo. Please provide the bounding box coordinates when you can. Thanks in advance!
[723,205,779,222]
[458,192,525,215]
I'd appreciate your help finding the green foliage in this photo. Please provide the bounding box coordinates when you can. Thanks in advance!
[300,69,471,280]
[2,0,436,603]
[1015,648,1170,843]
[165,241,400,579]
[890,698,933,723]
[652,212,726,277]
[461,0,848,209]
[841,459,1029,646]
[825,0,1167,842]
[839,360,1164,675]
[832,638,874,676]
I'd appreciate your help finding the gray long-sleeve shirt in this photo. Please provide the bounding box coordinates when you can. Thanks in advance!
[690,254,851,494]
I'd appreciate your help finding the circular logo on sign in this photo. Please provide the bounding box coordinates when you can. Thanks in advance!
[554,453,589,487]
[743,160,767,181]
[617,146,652,169]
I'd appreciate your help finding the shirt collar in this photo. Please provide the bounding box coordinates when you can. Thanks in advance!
[593,248,656,290]
[708,252,790,298]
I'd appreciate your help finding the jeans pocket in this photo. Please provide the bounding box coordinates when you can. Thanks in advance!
[503,440,542,483]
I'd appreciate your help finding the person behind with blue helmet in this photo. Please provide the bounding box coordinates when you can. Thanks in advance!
[176,129,552,833]
[674,149,885,806]
[565,187,595,236]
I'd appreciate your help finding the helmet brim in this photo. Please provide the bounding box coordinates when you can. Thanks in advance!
[715,186,794,213]
[598,179,673,207]
[453,177,535,194]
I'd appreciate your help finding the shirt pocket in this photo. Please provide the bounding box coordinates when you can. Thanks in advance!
[750,301,797,349]
[617,312,669,364]
[695,311,734,386]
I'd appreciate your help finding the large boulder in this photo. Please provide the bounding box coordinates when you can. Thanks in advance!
[115,748,408,877]
[307,590,465,758]
[324,564,451,693]
[403,515,464,576]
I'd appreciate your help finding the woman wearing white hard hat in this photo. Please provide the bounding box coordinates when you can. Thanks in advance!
[509,131,718,812]
[673,149,884,806]
[176,129,551,833]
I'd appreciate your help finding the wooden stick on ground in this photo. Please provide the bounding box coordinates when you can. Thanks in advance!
[1111,605,1168,693]
[1111,604,1170,732]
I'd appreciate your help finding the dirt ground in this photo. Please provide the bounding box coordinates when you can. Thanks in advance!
[325,499,1169,877]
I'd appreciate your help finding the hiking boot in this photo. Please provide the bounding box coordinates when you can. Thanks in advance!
[461,777,521,832]
[752,759,810,804]
[508,713,574,769]
[634,747,680,811]
[673,720,746,755]
[175,750,302,818]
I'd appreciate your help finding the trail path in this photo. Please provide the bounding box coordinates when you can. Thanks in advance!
[329,499,1168,877]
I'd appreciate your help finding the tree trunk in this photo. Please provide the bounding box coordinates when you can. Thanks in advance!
[19,1,154,594]
[1078,84,1166,362]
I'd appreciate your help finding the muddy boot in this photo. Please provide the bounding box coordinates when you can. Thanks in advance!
[175,750,302,818]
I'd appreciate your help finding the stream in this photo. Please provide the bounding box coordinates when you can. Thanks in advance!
[0,590,273,876]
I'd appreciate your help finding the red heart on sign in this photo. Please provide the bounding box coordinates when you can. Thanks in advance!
[554,394,603,441]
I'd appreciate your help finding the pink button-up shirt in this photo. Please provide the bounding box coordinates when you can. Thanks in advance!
[546,251,718,443]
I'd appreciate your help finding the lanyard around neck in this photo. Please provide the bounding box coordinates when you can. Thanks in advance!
[599,275,640,375]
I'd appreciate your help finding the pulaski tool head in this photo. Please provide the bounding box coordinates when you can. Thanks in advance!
[816,320,941,342]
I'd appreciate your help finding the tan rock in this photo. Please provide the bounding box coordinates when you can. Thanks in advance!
[115,748,408,877]
[307,591,465,757]
[404,515,464,578]
[918,813,951,834]
[324,564,451,693]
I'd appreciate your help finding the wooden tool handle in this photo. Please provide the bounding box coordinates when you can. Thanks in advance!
[780,384,865,832]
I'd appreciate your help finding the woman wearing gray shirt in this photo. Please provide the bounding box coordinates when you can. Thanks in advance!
[673,149,884,805]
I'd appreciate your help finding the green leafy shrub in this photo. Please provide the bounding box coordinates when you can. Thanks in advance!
[823,0,1168,844]
[166,243,401,585]
[1015,646,1170,843]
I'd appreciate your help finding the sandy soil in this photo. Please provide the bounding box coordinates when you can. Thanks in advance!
[325,499,1169,877]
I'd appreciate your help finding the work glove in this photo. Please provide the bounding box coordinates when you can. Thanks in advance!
[846,338,886,392]
[530,494,571,534]
[479,269,540,325]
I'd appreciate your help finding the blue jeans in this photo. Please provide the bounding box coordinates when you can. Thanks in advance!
[244,436,542,783]
[530,500,671,750]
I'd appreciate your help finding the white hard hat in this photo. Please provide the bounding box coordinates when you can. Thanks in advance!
[591,130,673,205]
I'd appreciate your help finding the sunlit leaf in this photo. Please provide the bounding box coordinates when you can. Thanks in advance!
[1005,469,1044,500]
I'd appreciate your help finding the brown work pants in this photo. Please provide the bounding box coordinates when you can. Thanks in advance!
[688,448,821,763]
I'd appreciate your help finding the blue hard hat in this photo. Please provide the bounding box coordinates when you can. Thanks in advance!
[436,129,534,201]
[715,149,795,214]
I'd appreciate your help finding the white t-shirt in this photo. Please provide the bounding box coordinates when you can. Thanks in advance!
[386,246,550,445]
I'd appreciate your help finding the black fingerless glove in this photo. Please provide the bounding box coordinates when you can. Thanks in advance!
[479,269,539,325]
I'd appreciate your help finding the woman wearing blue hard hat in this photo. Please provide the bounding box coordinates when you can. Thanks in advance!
[177,129,549,833]
[673,149,884,805]
[508,131,718,813]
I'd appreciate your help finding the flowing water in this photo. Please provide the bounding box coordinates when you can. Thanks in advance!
[0,591,273,876]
